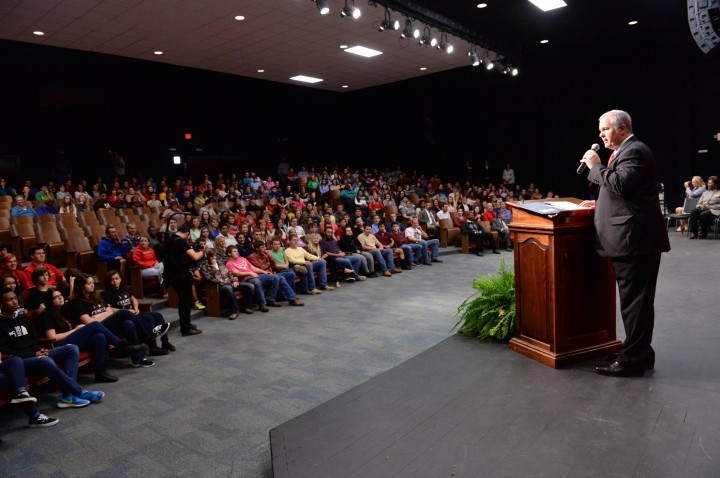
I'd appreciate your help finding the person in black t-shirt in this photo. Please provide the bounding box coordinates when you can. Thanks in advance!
[101,271,173,355]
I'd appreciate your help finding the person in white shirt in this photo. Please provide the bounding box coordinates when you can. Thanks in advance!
[405,219,442,265]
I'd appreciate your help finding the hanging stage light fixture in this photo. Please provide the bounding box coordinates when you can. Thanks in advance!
[438,33,453,53]
[468,47,480,66]
[419,26,437,47]
[379,8,400,31]
[314,0,329,15]
[341,0,361,19]
[400,18,420,39]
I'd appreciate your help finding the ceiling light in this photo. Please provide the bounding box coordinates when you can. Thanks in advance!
[154,51,163,55]
[528,0,567,12]
[477,3,488,8]
[438,34,453,53]
[379,9,399,31]
[511,67,519,76]
[234,15,245,21]
[33,31,44,36]
[628,20,638,26]
[314,0,329,15]
[344,46,383,58]
[484,52,494,70]
[401,19,420,39]
[341,0,360,19]
[468,47,480,66]
[420,27,437,47]
[540,39,549,44]
[290,75,323,84]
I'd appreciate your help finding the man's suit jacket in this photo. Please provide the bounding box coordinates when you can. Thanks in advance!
[587,136,670,258]
[418,209,439,226]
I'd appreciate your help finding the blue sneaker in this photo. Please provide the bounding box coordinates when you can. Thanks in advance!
[79,390,105,403]
[57,395,90,408]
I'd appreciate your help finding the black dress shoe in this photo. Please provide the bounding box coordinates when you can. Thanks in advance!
[595,360,645,377]
[181,328,203,336]
[94,370,119,383]
[605,354,654,370]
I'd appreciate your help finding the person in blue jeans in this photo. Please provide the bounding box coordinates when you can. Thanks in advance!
[0,355,59,427]
[68,273,159,368]
[225,245,283,312]
[35,290,147,382]
[0,288,105,409]
[405,218,443,265]
[284,235,333,293]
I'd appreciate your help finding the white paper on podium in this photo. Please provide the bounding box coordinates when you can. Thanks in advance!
[542,201,586,211]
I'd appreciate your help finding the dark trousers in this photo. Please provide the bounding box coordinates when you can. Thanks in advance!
[0,356,39,419]
[173,279,194,333]
[612,252,662,363]
[56,321,122,373]
[688,208,715,234]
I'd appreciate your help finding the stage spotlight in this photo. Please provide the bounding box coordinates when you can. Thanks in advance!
[468,47,480,66]
[341,0,361,19]
[420,27,437,47]
[401,18,420,39]
[484,51,495,70]
[379,9,400,31]
[438,34,453,53]
[511,67,519,76]
[314,0,329,15]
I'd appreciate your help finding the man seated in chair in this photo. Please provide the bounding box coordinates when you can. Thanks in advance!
[461,218,497,256]
[97,226,131,281]
[405,218,443,265]
[418,201,440,238]
[200,248,256,318]
[20,246,68,292]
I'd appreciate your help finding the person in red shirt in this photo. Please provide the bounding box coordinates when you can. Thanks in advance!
[21,246,67,291]
[131,236,164,285]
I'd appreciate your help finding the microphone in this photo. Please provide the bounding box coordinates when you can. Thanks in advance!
[577,143,600,175]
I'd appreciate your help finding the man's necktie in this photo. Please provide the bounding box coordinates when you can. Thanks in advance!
[608,151,616,166]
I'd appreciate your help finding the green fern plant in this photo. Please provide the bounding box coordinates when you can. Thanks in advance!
[452,257,516,342]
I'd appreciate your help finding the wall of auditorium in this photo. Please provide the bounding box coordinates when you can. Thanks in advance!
[0,39,717,207]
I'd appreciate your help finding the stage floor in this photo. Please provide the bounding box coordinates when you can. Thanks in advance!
[271,233,720,478]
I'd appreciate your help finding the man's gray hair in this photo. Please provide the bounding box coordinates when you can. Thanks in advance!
[599,109,633,132]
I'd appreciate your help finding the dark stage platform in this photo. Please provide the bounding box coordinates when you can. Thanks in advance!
[271,234,720,478]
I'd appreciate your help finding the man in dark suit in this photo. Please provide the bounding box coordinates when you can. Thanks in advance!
[580,110,670,377]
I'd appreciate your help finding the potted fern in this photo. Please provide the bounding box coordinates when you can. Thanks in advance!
[452,257,516,342]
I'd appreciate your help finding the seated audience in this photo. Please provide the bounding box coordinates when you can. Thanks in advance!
[101,270,172,355]
[688,176,720,239]
[0,287,105,409]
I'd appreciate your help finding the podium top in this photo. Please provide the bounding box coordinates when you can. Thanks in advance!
[507,198,593,227]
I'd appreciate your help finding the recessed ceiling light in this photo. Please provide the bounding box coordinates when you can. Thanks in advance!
[344,46,382,58]
[154,51,163,55]
[540,39,549,44]
[339,44,348,49]
[342,85,349,89]
[477,3,488,8]
[234,15,245,21]
[290,75,323,84]
[419,67,427,71]
[628,20,638,26]
[257,69,264,73]
[528,0,567,12]
[33,31,44,36]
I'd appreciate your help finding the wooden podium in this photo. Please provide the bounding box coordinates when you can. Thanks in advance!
[507,198,621,368]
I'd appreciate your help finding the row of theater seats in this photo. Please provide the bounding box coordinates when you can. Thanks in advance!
[0,205,169,298]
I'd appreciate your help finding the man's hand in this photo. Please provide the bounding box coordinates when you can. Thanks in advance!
[580,149,601,170]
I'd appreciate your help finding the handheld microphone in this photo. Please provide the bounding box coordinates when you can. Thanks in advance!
[577,143,600,175]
